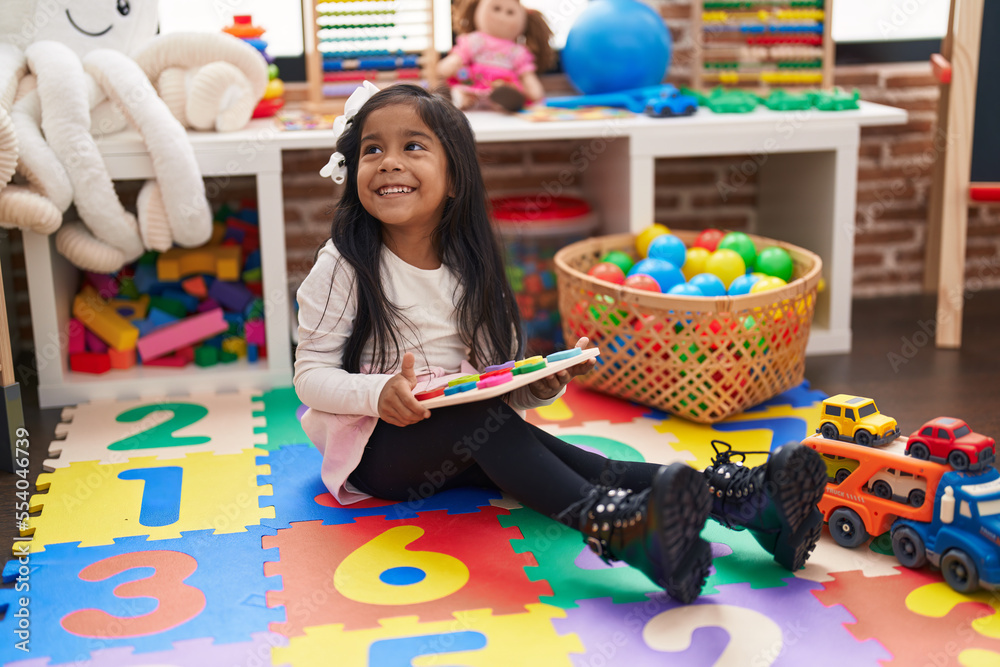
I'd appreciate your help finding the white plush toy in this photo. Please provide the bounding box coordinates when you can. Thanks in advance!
[0,0,268,273]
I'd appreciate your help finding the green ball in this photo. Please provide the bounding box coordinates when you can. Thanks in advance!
[600,250,635,275]
[268,63,280,81]
[717,232,757,272]
[756,246,794,282]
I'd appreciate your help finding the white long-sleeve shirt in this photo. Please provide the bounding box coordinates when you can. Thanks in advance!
[294,240,559,416]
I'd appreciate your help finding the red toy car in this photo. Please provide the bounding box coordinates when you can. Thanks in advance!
[905,417,996,471]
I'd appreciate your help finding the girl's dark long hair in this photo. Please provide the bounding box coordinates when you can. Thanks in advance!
[330,84,523,373]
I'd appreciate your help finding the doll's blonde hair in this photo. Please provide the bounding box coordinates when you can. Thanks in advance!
[452,0,555,72]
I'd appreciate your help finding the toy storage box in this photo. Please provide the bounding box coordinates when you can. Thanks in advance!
[492,195,599,356]
[21,132,293,408]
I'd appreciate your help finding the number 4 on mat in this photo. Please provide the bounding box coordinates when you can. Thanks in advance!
[108,403,211,451]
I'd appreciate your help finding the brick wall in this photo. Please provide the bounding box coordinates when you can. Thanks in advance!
[283,57,1000,298]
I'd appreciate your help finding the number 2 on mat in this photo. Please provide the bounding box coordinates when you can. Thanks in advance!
[108,403,211,451]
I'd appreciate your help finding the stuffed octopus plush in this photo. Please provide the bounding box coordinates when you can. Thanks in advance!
[0,0,268,273]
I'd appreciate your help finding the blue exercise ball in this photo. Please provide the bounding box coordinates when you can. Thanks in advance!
[562,0,673,95]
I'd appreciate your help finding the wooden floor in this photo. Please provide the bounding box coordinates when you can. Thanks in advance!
[5,290,999,548]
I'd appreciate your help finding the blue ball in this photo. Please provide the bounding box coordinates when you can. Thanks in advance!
[628,258,684,293]
[562,0,673,95]
[688,273,726,297]
[646,234,687,270]
[728,273,762,296]
[667,283,704,297]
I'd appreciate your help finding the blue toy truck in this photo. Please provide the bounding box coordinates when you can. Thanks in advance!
[891,466,1000,593]
[545,84,699,118]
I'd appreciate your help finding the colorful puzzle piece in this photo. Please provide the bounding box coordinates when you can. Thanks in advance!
[263,508,552,636]
[251,386,310,451]
[526,383,650,428]
[906,582,1000,663]
[46,392,267,470]
[0,632,288,667]
[813,566,1000,665]
[272,604,584,666]
[553,579,890,666]
[536,419,697,468]
[700,520,796,595]
[23,449,273,553]
[797,529,902,583]
[257,444,500,529]
[0,529,283,664]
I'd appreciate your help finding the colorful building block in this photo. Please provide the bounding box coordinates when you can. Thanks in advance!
[222,337,247,358]
[69,352,111,374]
[143,353,189,367]
[161,288,199,314]
[85,271,119,298]
[244,319,266,346]
[197,298,221,313]
[67,318,85,354]
[195,346,220,367]
[148,295,188,319]
[208,280,254,313]
[110,294,150,320]
[108,347,136,370]
[181,275,208,299]
[157,245,242,282]
[72,286,140,351]
[85,330,108,353]
[246,344,259,363]
[136,308,229,362]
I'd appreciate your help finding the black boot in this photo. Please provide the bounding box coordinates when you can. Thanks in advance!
[567,462,713,604]
[703,440,827,571]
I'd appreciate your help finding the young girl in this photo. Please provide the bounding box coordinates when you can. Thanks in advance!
[294,84,828,604]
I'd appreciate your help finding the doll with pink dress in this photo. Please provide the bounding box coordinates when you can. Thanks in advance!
[437,0,554,111]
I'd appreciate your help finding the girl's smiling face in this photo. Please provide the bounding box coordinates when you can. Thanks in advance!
[356,103,452,236]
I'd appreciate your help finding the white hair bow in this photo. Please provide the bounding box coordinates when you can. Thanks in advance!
[320,80,381,185]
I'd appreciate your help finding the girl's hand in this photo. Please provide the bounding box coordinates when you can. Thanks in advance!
[377,352,431,427]
[527,337,597,401]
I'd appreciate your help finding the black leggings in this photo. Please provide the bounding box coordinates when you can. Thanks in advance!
[348,396,663,521]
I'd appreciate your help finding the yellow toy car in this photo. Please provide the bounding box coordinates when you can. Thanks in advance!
[820,453,861,484]
[818,394,901,447]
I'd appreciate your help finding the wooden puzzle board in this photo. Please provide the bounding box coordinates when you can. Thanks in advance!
[416,348,601,409]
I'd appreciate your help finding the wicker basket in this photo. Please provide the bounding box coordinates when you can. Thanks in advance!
[555,231,823,423]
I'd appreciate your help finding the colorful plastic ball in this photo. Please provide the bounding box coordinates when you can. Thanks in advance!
[756,246,794,282]
[704,249,746,289]
[693,228,725,252]
[667,283,704,297]
[688,273,726,297]
[635,224,670,258]
[628,258,684,293]
[587,262,626,285]
[682,247,711,280]
[749,276,788,294]
[717,232,757,272]
[727,273,761,296]
[623,273,662,292]
[646,233,687,269]
[600,250,635,276]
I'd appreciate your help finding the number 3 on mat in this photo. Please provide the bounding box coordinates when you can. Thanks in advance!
[108,403,211,451]
[61,551,206,638]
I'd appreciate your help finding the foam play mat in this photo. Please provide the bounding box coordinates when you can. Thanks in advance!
[5,383,998,665]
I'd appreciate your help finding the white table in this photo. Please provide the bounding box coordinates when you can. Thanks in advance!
[23,101,906,407]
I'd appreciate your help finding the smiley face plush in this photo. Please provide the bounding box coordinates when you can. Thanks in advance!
[0,0,267,272]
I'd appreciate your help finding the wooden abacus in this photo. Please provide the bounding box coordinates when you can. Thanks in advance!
[690,0,835,93]
[302,0,440,108]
